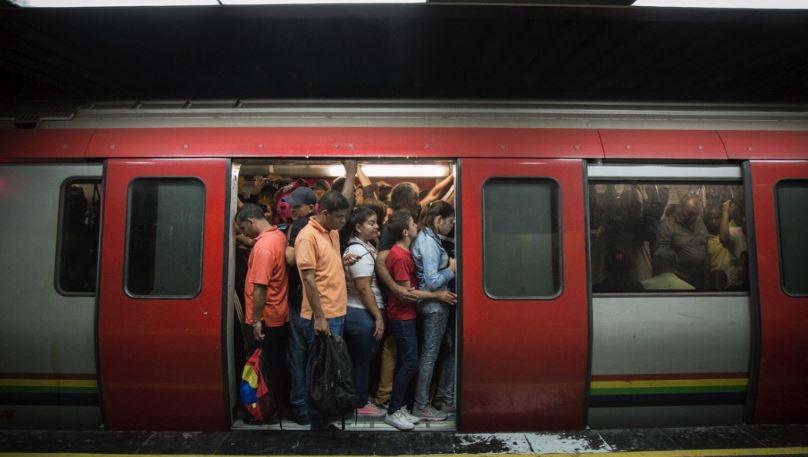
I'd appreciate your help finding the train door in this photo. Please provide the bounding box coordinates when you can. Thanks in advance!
[0,164,102,429]
[98,159,229,430]
[748,160,808,423]
[459,158,588,431]
[587,164,751,428]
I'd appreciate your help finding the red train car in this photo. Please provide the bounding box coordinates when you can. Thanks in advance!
[0,102,806,431]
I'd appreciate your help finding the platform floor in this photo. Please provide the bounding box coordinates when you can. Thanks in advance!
[1,425,808,456]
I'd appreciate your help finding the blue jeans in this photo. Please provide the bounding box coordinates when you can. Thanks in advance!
[435,307,455,407]
[389,319,419,415]
[286,303,309,412]
[414,308,449,411]
[344,307,381,407]
[301,316,345,429]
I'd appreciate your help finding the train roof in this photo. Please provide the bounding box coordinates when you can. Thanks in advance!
[2,3,808,111]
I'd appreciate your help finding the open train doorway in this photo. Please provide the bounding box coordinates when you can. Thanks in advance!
[226,159,458,431]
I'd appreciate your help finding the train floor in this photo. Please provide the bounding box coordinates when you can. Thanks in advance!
[1,424,807,456]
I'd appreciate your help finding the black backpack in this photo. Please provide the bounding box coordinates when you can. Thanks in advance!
[310,334,355,418]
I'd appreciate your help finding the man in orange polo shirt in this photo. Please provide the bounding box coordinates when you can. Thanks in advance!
[295,190,355,430]
[235,203,290,423]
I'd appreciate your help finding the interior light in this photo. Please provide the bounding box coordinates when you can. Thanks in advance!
[328,164,451,178]
[632,0,808,8]
[222,0,425,3]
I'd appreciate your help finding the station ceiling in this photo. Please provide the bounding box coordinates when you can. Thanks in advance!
[1,2,808,107]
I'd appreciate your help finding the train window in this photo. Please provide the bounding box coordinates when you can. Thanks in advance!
[589,182,748,293]
[125,179,205,298]
[483,178,561,298]
[776,180,808,296]
[56,179,101,295]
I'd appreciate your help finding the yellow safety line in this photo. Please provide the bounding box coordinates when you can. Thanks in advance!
[3,448,808,457]
[0,379,97,388]
[591,379,748,388]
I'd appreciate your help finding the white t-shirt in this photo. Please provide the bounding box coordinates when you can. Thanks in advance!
[344,237,385,310]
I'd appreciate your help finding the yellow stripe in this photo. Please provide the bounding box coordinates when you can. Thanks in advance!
[3,448,808,457]
[591,378,748,389]
[0,379,97,388]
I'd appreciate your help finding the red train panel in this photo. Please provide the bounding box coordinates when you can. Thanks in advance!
[600,129,727,160]
[722,131,808,160]
[460,158,588,431]
[98,159,228,430]
[750,160,808,424]
[84,127,603,159]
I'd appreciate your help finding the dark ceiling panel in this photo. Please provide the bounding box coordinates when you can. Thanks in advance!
[1,4,808,104]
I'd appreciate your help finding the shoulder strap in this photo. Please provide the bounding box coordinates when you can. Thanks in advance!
[344,241,377,281]
[344,241,374,259]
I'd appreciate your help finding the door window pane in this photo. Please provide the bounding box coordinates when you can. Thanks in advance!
[777,181,808,296]
[590,182,748,293]
[57,180,101,294]
[126,179,205,297]
[483,178,561,298]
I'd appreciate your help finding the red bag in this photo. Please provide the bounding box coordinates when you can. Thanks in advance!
[239,348,273,422]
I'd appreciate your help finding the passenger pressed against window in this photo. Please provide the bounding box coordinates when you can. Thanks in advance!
[483,179,561,298]
[776,181,808,296]
[57,180,101,294]
[590,182,748,293]
[126,179,205,297]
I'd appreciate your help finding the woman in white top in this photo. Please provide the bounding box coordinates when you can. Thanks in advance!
[343,205,386,417]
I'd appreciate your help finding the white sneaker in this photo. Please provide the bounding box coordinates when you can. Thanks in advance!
[401,406,422,424]
[413,405,448,421]
[384,409,415,431]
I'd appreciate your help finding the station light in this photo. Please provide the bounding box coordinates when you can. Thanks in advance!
[633,0,808,8]
[328,164,451,177]
[10,0,424,6]
[11,0,218,5]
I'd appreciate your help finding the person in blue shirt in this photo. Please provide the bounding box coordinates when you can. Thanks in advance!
[411,200,456,421]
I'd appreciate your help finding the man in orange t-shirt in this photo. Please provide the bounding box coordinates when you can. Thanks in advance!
[295,189,356,430]
[236,203,289,421]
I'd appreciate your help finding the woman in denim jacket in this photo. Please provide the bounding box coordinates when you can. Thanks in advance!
[411,200,456,421]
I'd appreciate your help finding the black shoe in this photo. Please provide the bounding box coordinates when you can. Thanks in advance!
[310,422,342,431]
[286,408,311,426]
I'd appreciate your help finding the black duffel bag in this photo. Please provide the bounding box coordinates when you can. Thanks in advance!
[310,334,355,418]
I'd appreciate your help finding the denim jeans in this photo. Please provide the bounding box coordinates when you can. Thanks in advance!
[435,307,455,407]
[414,308,450,411]
[343,307,381,407]
[286,303,309,412]
[389,319,419,415]
[301,316,345,429]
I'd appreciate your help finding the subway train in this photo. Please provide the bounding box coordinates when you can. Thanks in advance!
[1,101,807,432]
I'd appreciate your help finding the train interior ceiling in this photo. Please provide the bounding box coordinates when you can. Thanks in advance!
[228,158,458,431]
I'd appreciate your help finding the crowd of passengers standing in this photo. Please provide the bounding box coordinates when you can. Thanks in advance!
[234,160,457,431]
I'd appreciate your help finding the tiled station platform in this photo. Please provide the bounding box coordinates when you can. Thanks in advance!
[1,424,808,456]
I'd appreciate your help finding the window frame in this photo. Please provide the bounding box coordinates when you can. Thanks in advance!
[123,177,206,300]
[54,176,102,297]
[481,176,563,300]
[587,164,749,297]
[775,179,808,298]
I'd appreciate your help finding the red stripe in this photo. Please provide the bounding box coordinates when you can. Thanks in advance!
[591,372,748,381]
[0,373,96,380]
